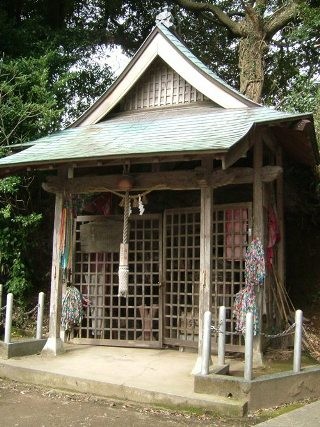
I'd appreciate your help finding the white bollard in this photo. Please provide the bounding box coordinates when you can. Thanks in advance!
[201,311,212,375]
[244,311,254,381]
[0,284,2,308]
[293,309,303,373]
[4,293,13,344]
[36,292,45,340]
[218,306,226,366]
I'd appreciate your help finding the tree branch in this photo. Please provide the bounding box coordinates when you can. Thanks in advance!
[174,0,243,36]
[265,1,301,38]
[255,0,268,9]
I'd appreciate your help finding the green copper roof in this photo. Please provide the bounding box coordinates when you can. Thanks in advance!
[0,105,313,170]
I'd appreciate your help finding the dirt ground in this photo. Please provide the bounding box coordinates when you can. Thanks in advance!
[2,301,319,426]
[0,377,275,427]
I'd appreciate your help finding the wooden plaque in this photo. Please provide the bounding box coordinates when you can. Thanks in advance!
[80,219,124,253]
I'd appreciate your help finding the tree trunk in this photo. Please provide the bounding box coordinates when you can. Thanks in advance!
[238,11,268,104]
[238,34,267,103]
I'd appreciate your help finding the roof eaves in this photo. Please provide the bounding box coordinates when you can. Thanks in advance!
[0,148,228,173]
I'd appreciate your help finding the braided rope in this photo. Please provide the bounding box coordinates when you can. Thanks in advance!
[123,191,129,244]
[118,191,130,297]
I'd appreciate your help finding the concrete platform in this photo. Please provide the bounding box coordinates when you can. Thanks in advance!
[0,343,246,417]
[256,399,320,426]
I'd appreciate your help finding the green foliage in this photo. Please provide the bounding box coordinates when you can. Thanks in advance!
[0,199,42,303]
[280,76,320,143]
[0,1,115,302]
[0,56,62,144]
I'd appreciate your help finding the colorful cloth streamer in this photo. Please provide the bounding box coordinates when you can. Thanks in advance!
[61,286,84,331]
[233,237,265,335]
[59,195,74,275]
[234,285,260,335]
[244,237,265,287]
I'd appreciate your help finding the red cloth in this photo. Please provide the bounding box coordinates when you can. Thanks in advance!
[225,208,248,260]
[266,207,280,269]
[83,193,112,216]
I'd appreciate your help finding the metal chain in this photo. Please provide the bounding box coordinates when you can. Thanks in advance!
[23,303,39,316]
[211,321,298,339]
[0,305,7,312]
[261,323,296,339]
[211,322,238,335]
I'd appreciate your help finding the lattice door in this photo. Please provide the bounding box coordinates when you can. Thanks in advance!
[163,208,201,347]
[72,214,162,348]
[211,203,252,352]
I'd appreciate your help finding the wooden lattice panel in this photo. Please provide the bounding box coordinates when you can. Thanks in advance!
[120,58,211,111]
[211,204,252,351]
[163,208,200,347]
[73,214,162,347]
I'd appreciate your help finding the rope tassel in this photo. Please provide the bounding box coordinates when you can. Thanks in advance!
[118,243,129,297]
[118,191,130,297]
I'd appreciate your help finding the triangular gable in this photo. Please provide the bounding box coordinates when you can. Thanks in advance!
[118,57,217,112]
[72,23,259,127]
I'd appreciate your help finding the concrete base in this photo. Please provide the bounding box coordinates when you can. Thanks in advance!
[0,339,46,359]
[0,363,246,417]
[41,337,65,356]
[194,365,320,411]
[0,344,247,417]
[211,364,230,375]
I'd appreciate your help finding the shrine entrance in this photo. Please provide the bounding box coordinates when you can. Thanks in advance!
[72,202,251,351]
[73,214,162,348]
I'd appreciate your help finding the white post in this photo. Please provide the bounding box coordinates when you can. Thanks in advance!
[36,292,45,339]
[4,293,13,344]
[293,309,303,373]
[0,284,2,308]
[218,306,226,366]
[201,311,212,375]
[244,311,254,381]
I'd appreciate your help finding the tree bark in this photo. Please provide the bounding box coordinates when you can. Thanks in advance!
[238,32,267,103]
[174,0,301,102]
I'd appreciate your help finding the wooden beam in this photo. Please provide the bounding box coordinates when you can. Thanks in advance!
[42,166,282,194]
[42,168,66,355]
[222,136,252,170]
[198,158,213,365]
[253,136,264,239]
[252,131,264,364]
[293,119,311,132]
[262,130,278,154]
[276,146,285,287]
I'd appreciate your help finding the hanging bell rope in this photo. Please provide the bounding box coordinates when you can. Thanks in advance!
[118,191,130,297]
[114,183,161,297]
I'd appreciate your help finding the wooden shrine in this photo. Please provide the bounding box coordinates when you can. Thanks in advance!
[0,22,318,363]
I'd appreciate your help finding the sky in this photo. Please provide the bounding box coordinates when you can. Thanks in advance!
[105,45,130,77]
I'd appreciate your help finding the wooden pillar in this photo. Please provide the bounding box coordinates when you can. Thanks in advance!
[252,133,264,364]
[42,172,66,355]
[194,159,213,373]
[276,146,285,285]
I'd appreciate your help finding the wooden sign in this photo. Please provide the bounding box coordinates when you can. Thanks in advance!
[80,219,124,253]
